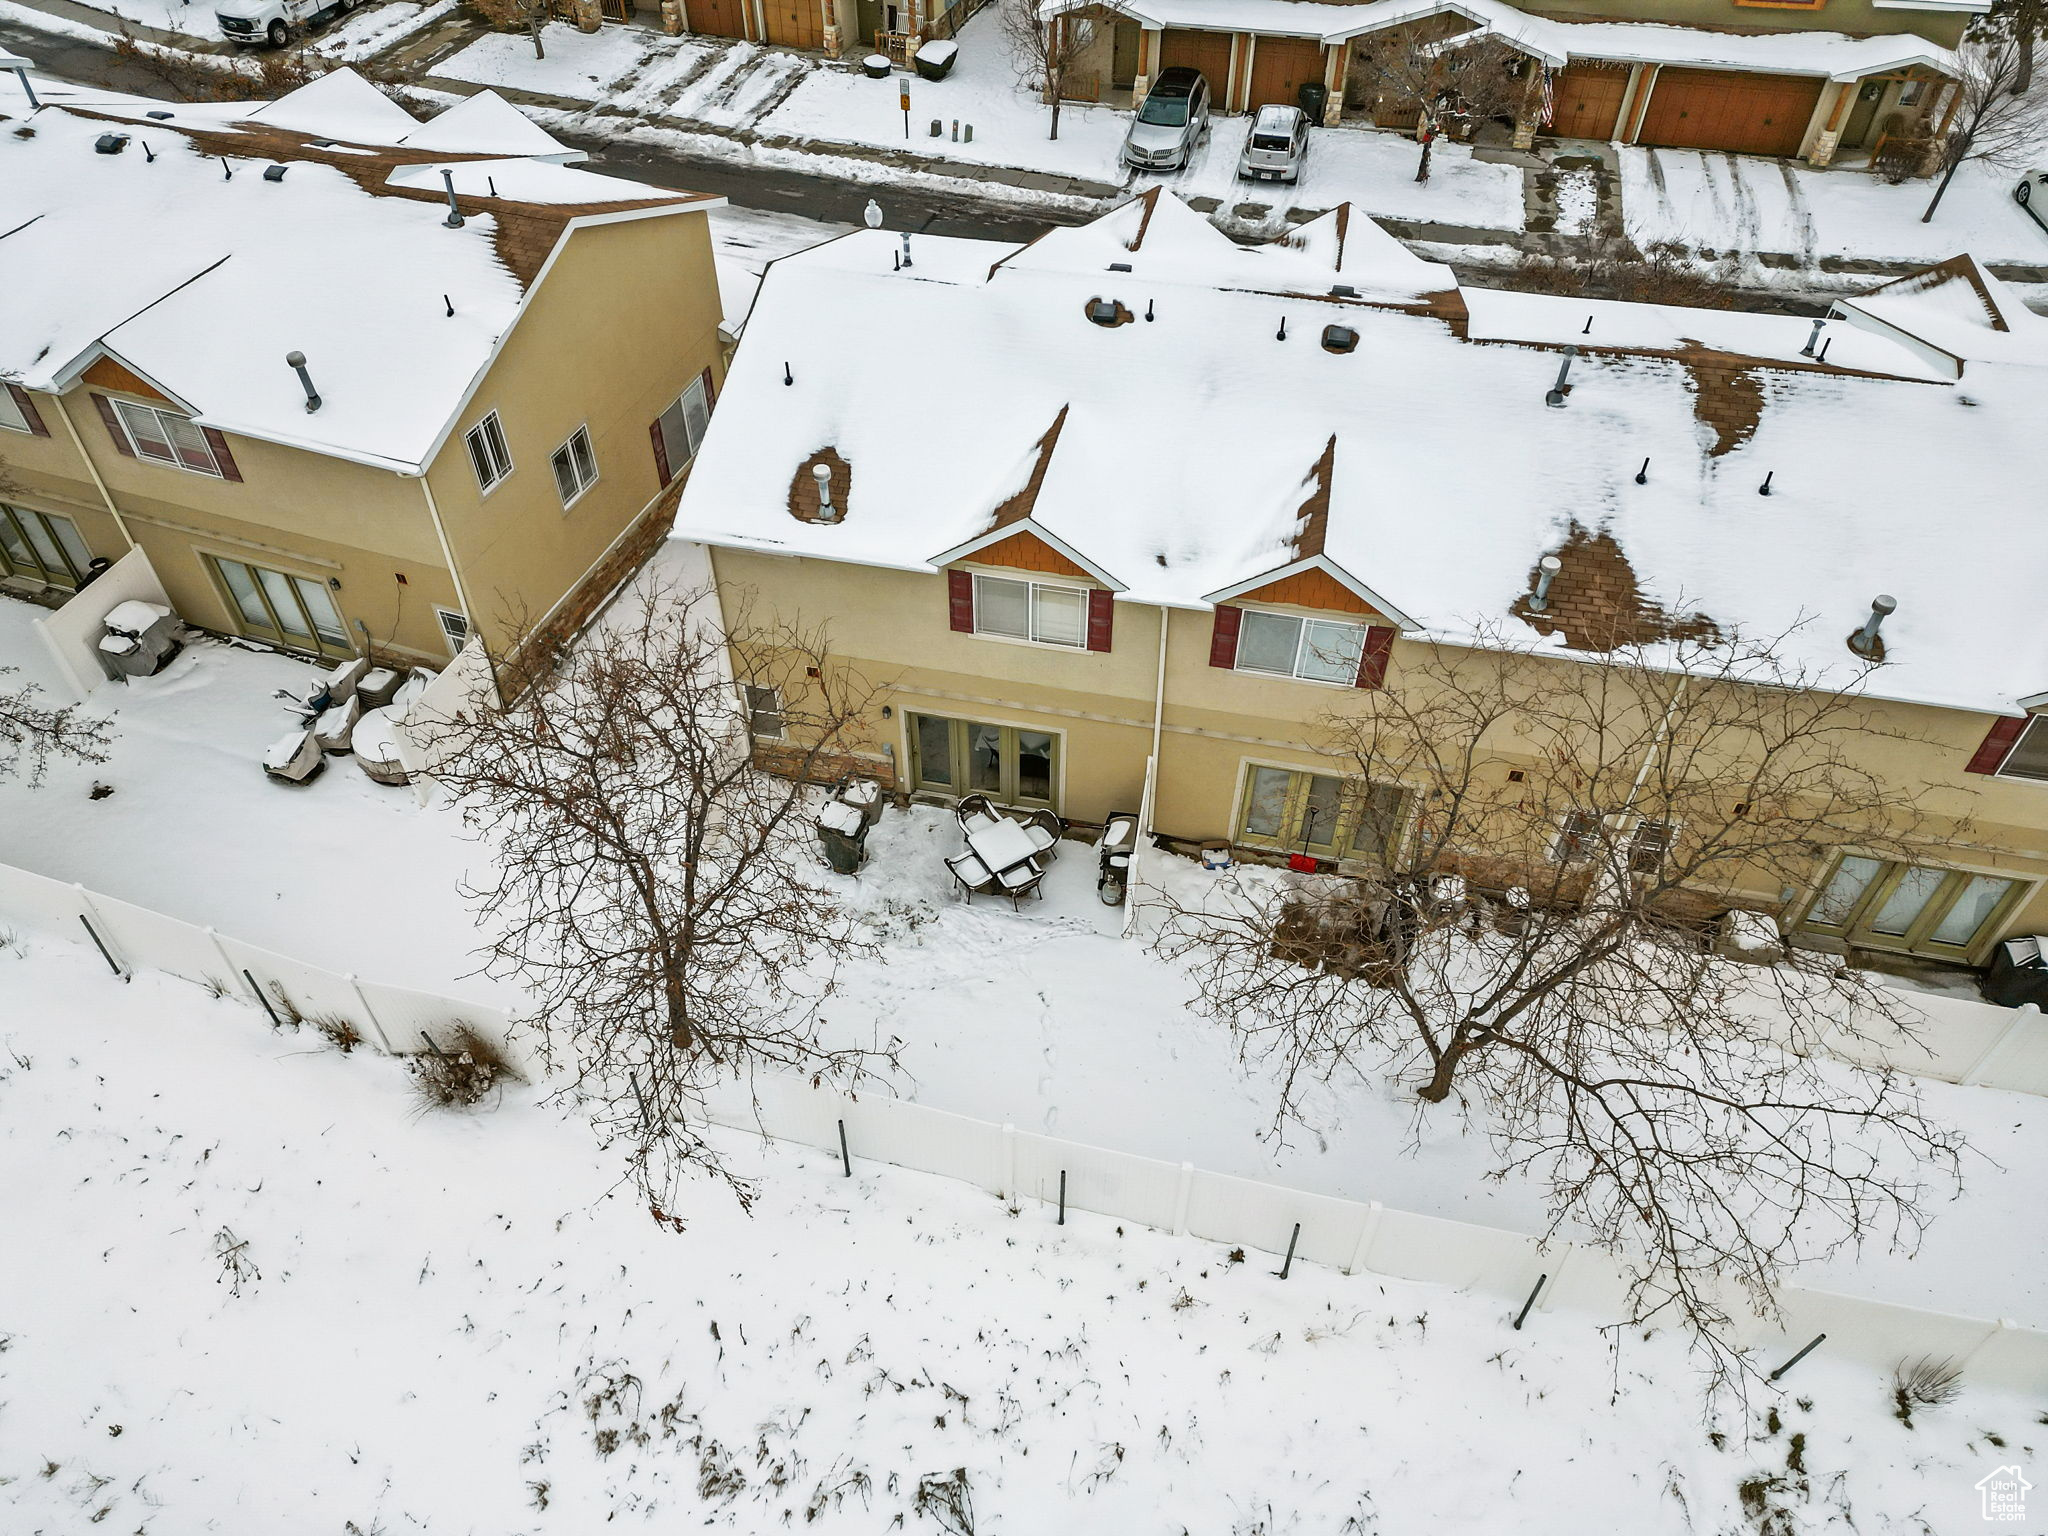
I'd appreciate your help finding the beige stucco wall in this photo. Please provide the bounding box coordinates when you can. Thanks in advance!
[1529,0,1969,46]
[426,208,727,660]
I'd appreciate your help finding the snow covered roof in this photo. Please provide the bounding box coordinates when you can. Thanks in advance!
[675,193,2048,715]
[0,69,717,473]
[1832,255,2048,377]
[1044,0,1956,79]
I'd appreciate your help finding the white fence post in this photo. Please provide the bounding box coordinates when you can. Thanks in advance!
[1173,1160,1194,1236]
[1964,1316,2014,1366]
[71,882,128,980]
[203,926,245,997]
[1346,1199,1383,1276]
[345,972,397,1055]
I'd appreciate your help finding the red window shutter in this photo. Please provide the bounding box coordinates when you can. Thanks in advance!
[1965,715,2029,775]
[947,569,974,633]
[91,393,136,457]
[1355,625,1396,689]
[649,419,672,486]
[1086,589,1113,653]
[7,385,48,438]
[1208,605,1241,668]
[202,427,242,483]
[700,365,717,411]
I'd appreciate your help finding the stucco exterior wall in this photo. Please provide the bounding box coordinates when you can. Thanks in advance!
[1528,0,1970,46]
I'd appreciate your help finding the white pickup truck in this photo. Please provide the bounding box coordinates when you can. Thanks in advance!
[215,0,357,48]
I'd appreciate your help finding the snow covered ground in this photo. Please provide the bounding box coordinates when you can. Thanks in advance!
[1,929,2035,1533]
[1623,146,2048,268]
[3,587,2044,1333]
[438,12,1526,229]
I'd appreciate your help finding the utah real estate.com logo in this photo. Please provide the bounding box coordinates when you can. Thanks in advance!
[1976,1465,2032,1523]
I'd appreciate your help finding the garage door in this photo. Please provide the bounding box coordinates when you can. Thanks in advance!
[1635,68,1824,158]
[1548,63,1627,141]
[688,0,749,39]
[1246,36,1324,112]
[762,0,821,47]
[1158,27,1233,98]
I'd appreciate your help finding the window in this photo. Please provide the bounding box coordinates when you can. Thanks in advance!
[1996,717,2048,781]
[1551,810,1603,863]
[465,411,513,493]
[113,399,224,476]
[208,555,353,657]
[1235,608,1367,684]
[1797,854,2025,960]
[971,574,1089,648]
[908,712,1058,810]
[0,389,30,434]
[1628,818,1675,875]
[1236,763,1407,862]
[651,376,711,485]
[550,426,598,507]
[744,684,785,740]
[0,504,92,589]
[435,608,471,656]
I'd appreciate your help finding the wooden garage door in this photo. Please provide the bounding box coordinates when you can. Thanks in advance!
[1548,62,1627,141]
[1246,36,1324,111]
[688,0,749,40]
[1636,68,1824,158]
[762,0,821,47]
[1158,28,1232,96]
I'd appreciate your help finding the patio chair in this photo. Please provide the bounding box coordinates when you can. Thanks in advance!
[945,850,1000,903]
[955,792,1001,831]
[994,858,1045,909]
[1020,808,1064,862]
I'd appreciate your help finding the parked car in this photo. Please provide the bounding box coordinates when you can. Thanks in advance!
[1122,67,1211,172]
[1238,103,1310,183]
[216,0,354,48]
[2018,169,2048,234]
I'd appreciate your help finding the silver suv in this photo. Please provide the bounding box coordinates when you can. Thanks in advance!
[1122,67,1211,172]
[1238,103,1309,183]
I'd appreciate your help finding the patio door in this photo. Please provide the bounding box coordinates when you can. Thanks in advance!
[908,712,1059,811]
[1796,854,2027,962]
[207,554,354,659]
[1235,763,1407,863]
[0,503,92,589]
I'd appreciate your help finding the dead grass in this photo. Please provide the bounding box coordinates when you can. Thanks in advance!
[1514,239,1739,310]
[406,1025,518,1109]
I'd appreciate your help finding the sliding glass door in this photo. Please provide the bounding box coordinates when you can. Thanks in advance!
[208,555,353,658]
[1798,854,2026,961]
[908,712,1059,811]
[0,504,92,589]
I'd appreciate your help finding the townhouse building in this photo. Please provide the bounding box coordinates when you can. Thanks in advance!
[676,189,2048,970]
[0,69,727,687]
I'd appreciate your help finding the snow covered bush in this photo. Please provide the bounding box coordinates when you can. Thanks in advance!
[406,1026,515,1109]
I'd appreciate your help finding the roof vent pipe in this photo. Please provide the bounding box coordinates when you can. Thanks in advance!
[438,167,465,229]
[286,350,321,413]
[0,53,39,111]
[813,462,838,523]
[1800,318,1826,358]
[1528,554,1563,612]
[1847,594,1896,659]
[1545,345,1578,408]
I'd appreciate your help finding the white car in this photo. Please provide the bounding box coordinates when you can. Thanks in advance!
[1238,104,1310,184]
[2018,169,2048,234]
[216,0,354,48]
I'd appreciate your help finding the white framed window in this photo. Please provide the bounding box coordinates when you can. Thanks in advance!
[1996,716,2048,782]
[113,399,223,476]
[743,683,785,739]
[973,574,1088,648]
[435,607,471,655]
[1628,818,1675,874]
[0,389,29,434]
[464,411,513,493]
[652,376,711,484]
[1551,810,1603,863]
[1234,608,1366,684]
[550,426,598,507]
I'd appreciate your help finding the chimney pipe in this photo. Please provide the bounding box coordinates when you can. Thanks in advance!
[813,461,837,523]
[1847,594,1896,659]
[1545,345,1578,407]
[438,167,464,229]
[285,350,321,413]
[1800,318,1825,358]
[1528,554,1563,612]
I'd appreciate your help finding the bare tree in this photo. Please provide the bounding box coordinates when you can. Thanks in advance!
[1348,25,1532,182]
[1002,0,1123,140]
[1922,17,2048,220]
[0,667,113,785]
[465,0,553,60]
[419,582,896,1213]
[1987,0,2045,94]
[1153,624,1965,1385]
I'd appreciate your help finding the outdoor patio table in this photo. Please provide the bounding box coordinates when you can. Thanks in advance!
[964,815,1040,876]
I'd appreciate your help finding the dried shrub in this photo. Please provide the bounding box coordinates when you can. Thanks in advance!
[1514,239,1738,309]
[1893,1356,1962,1425]
[914,1469,974,1536]
[309,1012,364,1054]
[407,1026,517,1109]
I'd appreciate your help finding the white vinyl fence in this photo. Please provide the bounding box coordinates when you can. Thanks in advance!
[699,1073,2048,1396]
[0,859,525,1071]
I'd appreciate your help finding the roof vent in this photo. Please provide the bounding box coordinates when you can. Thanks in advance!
[94,133,129,155]
[145,109,174,120]
[812,461,839,523]
[437,166,465,229]
[263,163,288,182]
[1329,283,1358,298]
[1321,324,1358,354]
[1087,297,1121,327]
[1107,261,1133,273]
[1846,594,1896,660]
[286,350,322,414]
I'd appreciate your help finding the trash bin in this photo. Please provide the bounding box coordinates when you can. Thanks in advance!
[1296,81,1328,123]
[914,38,958,81]
[863,53,892,79]
[817,798,870,875]
[1981,935,2048,1007]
